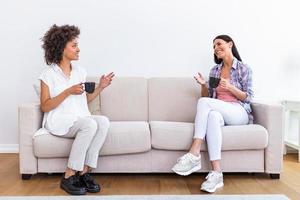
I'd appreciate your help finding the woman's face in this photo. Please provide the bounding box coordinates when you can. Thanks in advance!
[63,38,80,61]
[213,39,232,59]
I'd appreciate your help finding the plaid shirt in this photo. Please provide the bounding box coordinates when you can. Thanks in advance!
[207,57,254,123]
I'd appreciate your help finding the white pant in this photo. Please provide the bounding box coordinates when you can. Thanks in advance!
[194,97,248,161]
[60,115,110,171]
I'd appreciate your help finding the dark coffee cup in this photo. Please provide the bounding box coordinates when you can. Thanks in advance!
[84,82,95,93]
[209,77,221,88]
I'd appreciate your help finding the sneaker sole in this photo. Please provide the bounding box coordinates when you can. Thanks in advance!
[201,182,224,193]
[172,164,201,176]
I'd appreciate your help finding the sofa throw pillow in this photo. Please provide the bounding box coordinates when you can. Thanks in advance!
[87,83,101,115]
[86,77,101,115]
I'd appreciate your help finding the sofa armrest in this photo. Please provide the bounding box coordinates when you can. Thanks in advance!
[251,102,284,174]
[18,102,43,175]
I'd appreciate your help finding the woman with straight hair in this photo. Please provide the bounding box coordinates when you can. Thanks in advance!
[172,35,253,193]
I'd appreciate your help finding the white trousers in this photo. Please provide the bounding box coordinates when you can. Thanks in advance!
[194,97,248,161]
[60,115,110,171]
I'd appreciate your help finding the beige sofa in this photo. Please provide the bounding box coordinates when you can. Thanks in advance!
[18,77,284,180]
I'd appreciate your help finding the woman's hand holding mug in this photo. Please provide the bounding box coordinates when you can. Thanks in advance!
[67,84,84,95]
[219,78,233,90]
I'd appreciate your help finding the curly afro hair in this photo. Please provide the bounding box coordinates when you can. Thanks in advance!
[41,24,80,65]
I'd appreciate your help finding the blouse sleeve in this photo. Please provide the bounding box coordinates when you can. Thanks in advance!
[38,68,51,88]
[241,66,254,103]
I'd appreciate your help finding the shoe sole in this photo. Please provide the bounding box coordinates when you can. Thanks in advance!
[201,182,224,193]
[87,188,101,193]
[60,184,86,195]
[172,164,201,176]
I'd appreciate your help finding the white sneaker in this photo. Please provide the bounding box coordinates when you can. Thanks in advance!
[172,153,201,176]
[201,171,224,193]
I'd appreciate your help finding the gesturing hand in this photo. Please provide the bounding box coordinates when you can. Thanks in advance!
[194,72,206,85]
[99,72,115,90]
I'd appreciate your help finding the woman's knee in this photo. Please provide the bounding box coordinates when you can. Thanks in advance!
[101,116,110,128]
[197,97,211,109]
[93,115,110,129]
[79,118,98,134]
[208,111,224,125]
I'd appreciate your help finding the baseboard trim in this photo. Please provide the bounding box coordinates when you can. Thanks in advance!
[0,144,19,153]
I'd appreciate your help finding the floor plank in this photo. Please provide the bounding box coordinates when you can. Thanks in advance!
[0,154,299,199]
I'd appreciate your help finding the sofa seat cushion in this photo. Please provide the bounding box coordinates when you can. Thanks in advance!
[150,121,268,151]
[34,121,151,158]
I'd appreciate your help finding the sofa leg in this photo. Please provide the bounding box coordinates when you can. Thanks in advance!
[21,174,32,180]
[270,173,280,179]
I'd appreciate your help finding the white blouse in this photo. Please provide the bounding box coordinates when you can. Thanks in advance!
[39,64,91,136]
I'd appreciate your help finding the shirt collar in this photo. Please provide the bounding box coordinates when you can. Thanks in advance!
[52,64,61,72]
[52,64,77,80]
[231,57,238,69]
[52,64,77,72]
[216,57,238,70]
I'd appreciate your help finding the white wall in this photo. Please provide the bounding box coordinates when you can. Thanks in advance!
[0,0,299,148]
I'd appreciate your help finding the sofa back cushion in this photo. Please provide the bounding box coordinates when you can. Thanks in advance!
[148,78,200,122]
[100,77,148,121]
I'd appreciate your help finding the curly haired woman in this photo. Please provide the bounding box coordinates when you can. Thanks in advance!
[39,24,114,195]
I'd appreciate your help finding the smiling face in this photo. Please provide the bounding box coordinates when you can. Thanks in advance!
[213,38,233,60]
[63,38,80,61]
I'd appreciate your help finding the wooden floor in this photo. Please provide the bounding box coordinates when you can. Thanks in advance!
[0,154,299,199]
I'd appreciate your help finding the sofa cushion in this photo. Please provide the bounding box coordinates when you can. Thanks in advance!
[150,121,268,151]
[148,78,200,122]
[34,121,151,158]
[100,77,148,121]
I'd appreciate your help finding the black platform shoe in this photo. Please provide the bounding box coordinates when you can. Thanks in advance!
[80,173,101,193]
[60,174,87,195]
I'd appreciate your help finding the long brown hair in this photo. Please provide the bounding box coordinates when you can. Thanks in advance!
[213,35,242,64]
